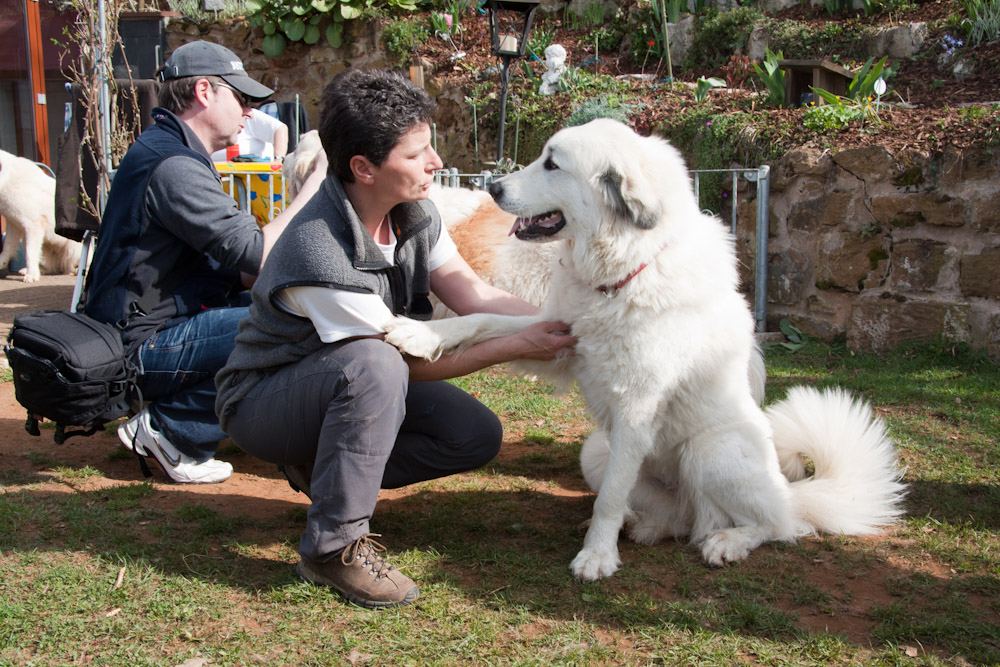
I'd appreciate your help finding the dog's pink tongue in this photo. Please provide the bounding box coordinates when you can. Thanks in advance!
[509,217,526,236]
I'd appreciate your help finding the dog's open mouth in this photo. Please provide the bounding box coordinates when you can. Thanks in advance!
[508,211,566,240]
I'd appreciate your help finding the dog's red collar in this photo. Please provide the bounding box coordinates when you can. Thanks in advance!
[597,243,668,295]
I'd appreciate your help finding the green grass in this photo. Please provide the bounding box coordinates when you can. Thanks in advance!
[1,340,999,665]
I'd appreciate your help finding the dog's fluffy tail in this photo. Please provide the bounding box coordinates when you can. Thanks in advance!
[44,232,83,274]
[767,386,906,536]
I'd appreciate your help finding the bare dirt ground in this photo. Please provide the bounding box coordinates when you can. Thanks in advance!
[0,274,314,518]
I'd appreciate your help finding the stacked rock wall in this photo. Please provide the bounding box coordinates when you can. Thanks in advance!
[757,146,1000,357]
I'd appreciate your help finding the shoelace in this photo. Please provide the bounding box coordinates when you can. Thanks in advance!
[342,533,397,580]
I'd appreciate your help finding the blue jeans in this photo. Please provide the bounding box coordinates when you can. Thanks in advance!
[135,305,248,462]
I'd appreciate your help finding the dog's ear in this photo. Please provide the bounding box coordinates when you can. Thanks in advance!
[597,167,660,230]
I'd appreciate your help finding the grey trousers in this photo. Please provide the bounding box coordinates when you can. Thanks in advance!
[225,338,502,561]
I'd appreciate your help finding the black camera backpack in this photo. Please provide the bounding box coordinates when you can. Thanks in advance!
[2,267,179,448]
[4,309,138,444]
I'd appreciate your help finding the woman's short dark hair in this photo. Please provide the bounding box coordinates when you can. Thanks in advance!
[318,69,437,183]
[156,75,227,115]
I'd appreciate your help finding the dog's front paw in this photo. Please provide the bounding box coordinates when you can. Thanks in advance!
[700,530,752,567]
[18,268,40,283]
[570,547,621,581]
[383,316,445,361]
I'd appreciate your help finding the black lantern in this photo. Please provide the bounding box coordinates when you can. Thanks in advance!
[485,0,539,162]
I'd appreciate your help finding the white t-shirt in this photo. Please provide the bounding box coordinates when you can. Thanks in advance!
[211,110,288,161]
[275,219,458,343]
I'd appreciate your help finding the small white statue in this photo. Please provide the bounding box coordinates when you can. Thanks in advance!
[539,44,567,96]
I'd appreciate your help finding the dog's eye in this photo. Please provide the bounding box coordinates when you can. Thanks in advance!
[543,157,558,171]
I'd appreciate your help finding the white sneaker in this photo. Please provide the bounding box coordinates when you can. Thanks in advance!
[116,408,233,484]
[117,412,150,456]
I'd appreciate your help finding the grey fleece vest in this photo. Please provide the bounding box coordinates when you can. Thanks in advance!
[215,175,441,429]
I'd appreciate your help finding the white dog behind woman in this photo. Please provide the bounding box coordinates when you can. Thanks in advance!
[0,150,81,283]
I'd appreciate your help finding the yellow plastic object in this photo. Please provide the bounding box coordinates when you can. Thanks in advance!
[215,161,286,226]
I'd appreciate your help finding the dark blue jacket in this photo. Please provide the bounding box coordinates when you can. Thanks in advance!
[84,108,263,353]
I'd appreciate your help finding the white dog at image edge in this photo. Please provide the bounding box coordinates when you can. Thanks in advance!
[384,119,907,581]
[0,149,82,283]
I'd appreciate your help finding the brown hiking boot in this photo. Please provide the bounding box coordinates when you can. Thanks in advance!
[296,534,419,609]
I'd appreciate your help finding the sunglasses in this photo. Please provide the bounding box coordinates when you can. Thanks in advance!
[212,81,253,109]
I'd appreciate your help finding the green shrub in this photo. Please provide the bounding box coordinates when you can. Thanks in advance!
[751,47,786,107]
[527,26,556,57]
[166,0,246,19]
[555,65,624,96]
[694,76,726,103]
[807,56,889,129]
[657,110,770,212]
[588,21,625,56]
[582,5,629,55]
[428,11,451,36]
[565,96,638,127]
[582,0,606,26]
[802,103,865,132]
[381,17,430,66]
[963,0,1000,45]
[665,0,683,22]
[245,0,398,57]
[627,2,667,68]
[764,17,874,62]
[846,56,892,100]
[824,0,852,16]
[685,7,763,71]
[464,69,639,166]
[562,0,606,28]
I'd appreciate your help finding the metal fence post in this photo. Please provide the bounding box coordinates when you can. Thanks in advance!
[752,166,770,333]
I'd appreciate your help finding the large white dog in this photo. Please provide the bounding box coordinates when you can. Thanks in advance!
[384,119,906,580]
[0,150,81,283]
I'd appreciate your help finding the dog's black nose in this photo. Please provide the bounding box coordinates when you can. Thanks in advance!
[488,181,503,201]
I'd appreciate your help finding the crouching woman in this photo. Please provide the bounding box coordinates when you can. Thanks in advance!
[215,69,575,609]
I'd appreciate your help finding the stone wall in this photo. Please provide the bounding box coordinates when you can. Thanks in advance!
[750,146,1000,357]
[165,20,1000,358]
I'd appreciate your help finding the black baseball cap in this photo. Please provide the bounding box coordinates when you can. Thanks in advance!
[158,40,274,100]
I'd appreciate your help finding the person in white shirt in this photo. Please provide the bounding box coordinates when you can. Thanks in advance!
[211,108,288,161]
[215,69,575,610]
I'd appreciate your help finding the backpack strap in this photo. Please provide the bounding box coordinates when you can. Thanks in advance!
[119,364,154,479]
[54,424,101,444]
